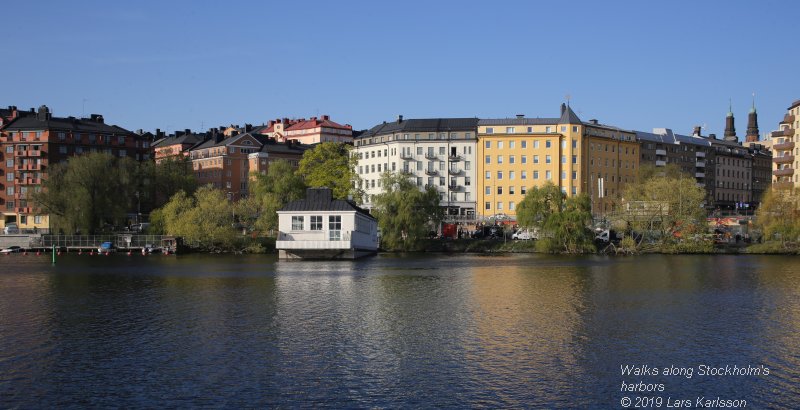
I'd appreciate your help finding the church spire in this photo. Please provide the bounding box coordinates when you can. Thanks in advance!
[724,99,737,142]
[746,94,759,142]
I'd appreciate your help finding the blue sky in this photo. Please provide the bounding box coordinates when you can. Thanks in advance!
[2,1,796,139]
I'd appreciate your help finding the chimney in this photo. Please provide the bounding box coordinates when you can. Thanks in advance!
[709,133,717,140]
[516,114,524,119]
[184,129,191,135]
[245,124,253,132]
[693,126,702,137]
[89,114,104,123]
[322,115,330,121]
[37,105,51,121]
[589,119,598,124]
[398,115,403,123]
[175,131,185,137]
[560,103,566,115]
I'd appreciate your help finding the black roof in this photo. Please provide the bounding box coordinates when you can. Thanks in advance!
[3,112,134,135]
[152,133,206,148]
[478,117,559,126]
[358,118,479,139]
[280,188,374,219]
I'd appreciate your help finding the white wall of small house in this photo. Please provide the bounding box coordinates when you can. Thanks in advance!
[277,210,378,250]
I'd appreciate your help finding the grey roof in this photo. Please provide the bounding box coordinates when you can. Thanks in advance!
[3,114,134,135]
[358,118,479,139]
[478,117,559,126]
[559,105,582,124]
[279,188,374,219]
[635,130,678,144]
[152,133,205,148]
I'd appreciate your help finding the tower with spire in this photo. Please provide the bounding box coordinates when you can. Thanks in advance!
[745,96,759,142]
[724,99,737,142]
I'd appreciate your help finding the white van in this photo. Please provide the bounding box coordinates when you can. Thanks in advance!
[3,223,19,234]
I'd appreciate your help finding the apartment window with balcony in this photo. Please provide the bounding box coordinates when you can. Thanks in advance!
[439,177,445,186]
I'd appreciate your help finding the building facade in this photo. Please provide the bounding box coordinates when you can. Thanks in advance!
[478,104,638,217]
[768,99,799,191]
[0,105,151,232]
[258,115,353,144]
[353,117,479,218]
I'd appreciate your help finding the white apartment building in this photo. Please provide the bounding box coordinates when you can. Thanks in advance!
[353,116,479,218]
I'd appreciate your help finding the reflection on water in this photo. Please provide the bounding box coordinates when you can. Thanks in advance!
[1,253,799,407]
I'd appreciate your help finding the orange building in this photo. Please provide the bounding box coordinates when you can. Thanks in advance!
[257,115,352,144]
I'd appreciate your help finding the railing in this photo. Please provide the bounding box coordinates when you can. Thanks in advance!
[448,184,465,192]
[424,152,438,160]
[424,169,438,176]
[773,155,795,164]
[774,141,795,150]
[39,235,177,249]
[655,160,666,166]
[695,161,706,168]
[448,154,462,162]
[773,168,795,177]
[400,152,415,160]
[695,151,706,158]
[695,172,705,178]
[771,128,794,138]
[448,168,463,175]
[655,149,667,156]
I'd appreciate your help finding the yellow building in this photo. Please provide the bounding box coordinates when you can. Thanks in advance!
[477,104,638,217]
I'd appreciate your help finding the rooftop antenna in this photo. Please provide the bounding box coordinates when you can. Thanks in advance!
[565,94,571,106]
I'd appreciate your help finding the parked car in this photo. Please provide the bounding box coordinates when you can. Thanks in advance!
[0,246,22,254]
[98,242,117,253]
[3,223,19,234]
[512,229,537,240]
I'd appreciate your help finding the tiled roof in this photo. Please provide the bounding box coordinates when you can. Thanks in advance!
[359,118,479,139]
[286,118,352,131]
[152,133,205,148]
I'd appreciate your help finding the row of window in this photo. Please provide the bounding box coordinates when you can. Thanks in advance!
[485,154,578,165]
[483,170,577,181]
[356,132,474,146]
[484,125,578,134]
[291,215,343,240]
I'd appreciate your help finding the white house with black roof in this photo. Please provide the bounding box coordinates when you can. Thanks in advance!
[276,187,378,259]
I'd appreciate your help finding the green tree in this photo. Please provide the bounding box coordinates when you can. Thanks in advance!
[297,142,363,203]
[152,156,198,208]
[516,182,595,253]
[160,186,238,251]
[755,187,800,251]
[617,164,707,246]
[372,172,443,251]
[248,159,307,233]
[34,152,142,234]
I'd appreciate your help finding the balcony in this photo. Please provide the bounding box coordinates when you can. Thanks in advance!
[27,150,42,157]
[448,184,465,192]
[774,141,795,151]
[773,181,795,190]
[13,192,27,200]
[655,160,666,166]
[780,114,795,124]
[655,149,667,156]
[695,160,706,168]
[695,172,705,178]
[424,169,438,176]
[696,182,706,188]
[448,154,462,162]
[400,152,415,160]
[774,155,795,164]
[771,128,794,138]
[15,207,32,214]
[695,151,706,158]
[16,178,41,185]
[773,168,795,177]
[424,152,438,160]
[448,168,463,175]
